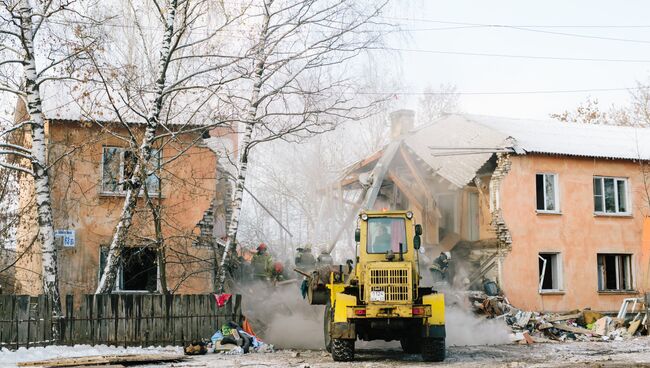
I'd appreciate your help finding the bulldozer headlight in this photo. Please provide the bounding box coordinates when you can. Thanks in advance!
[406,211,413,219]
[361,213,368,221]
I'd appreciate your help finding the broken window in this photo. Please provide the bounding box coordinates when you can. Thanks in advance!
[538,253,562,291]
[535,173,558,212]
[101,147,161,194]
[593,177,628,214]
[98,246,159,292]
[597,254,633,291]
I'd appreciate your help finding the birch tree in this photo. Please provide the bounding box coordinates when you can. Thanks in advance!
[94,0,242,293]
[215,0,390,293]
[0,0,99,338]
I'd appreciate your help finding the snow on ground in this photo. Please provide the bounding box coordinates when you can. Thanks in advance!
[163,337,650,367]
[0,345,183,367]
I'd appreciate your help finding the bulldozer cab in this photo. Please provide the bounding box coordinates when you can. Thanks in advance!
[356,211,419,263]
[353,211,422,291]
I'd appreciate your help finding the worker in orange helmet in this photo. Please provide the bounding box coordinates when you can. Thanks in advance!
[270,261,285,283]
[251,243,273,281]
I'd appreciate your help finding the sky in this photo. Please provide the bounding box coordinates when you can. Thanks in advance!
[382,0,650,119]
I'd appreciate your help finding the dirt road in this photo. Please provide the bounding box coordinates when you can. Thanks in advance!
[157,338,650,367]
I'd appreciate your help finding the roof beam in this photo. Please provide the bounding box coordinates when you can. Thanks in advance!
[387,171,424,212]
[400,146,434,202]
[362,141,401,210]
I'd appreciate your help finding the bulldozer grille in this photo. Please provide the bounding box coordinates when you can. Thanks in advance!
[365,265,412,303]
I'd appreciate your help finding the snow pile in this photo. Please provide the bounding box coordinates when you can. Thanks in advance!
[0,345,183,367]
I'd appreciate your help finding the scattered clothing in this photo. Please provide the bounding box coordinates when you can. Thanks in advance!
[210,320,273,354]
[214,293,232,308]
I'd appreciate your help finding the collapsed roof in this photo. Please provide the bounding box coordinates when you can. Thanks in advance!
[345,114,650,188]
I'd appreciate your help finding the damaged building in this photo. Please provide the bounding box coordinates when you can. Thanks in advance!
[340,110,650,312]
[12,82,237,298]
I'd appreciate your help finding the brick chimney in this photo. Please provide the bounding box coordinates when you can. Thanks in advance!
[389,109,415,139]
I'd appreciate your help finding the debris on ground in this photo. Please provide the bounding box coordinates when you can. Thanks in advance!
[467,291,649,344]
[209,320,274,354]
[184,341,208,355]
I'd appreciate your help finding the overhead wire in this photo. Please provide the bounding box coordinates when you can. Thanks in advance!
[379,47,650,63]
[350,86,643,96]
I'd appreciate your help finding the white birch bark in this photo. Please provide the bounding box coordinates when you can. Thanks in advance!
[215,0,273,293]
[95,0,179,294]
[19,0,61,339]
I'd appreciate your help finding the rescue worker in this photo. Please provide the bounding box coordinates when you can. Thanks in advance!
[430,251,451,284]
[295,245,317,271]
[251,243,273,281]
[270,261,285,283]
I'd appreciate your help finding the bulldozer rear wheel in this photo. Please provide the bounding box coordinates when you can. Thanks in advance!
[331,338,354,361]
[421,337,445,362]
[400,337,421,354]
[324,302,332,353]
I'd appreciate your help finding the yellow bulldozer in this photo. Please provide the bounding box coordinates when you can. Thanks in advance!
[298,210,445,362]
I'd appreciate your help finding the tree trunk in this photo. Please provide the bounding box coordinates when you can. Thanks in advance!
[216,122,253,293]
[19,1,62,340]
[215,0,272,294]
[96,0,178,294]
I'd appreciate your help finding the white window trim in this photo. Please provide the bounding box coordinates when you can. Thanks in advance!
[536,173,560,214]
[100,146,161,196]
[98,246,161,294]
[593,176,631,216]
[597,253,635,292]
[115,263,161,293]
[538,252,563,292]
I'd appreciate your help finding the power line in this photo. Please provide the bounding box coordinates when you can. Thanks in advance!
[381,47,650,63]
[383,17,650,44]
[351,86,643,96]
[380,16,650,29]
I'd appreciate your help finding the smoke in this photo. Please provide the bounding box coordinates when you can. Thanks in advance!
[445,306,511,346]
[236,281,324,349]
[439,286,512,346]
[266,313,323,349]
[239,283,510,350]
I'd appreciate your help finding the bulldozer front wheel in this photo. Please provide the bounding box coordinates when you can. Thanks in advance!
[421,337,445,362]
[331,338,355,362]
[324,302,332,353]
[400,337,421,354]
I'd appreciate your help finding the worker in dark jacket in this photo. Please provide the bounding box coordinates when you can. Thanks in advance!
[430,251,451,284]
[251,243,273,281]
[295,245,317,271]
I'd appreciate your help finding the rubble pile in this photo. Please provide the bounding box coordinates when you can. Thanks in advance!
[468,291,649,344]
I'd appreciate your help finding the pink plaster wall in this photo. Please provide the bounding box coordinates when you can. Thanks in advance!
[500,154,649,312]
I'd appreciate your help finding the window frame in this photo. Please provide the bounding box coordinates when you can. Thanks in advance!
[535,173,560,214]
[101,146,162,196]
[365,217,408,254]
[593,176,630,216]
[538,252,563,293]
[98,245,160,293]
[597,253,634,292]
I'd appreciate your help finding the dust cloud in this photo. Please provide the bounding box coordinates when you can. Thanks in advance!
[237,275,510,351]
[445,306,511,346]
[236,281,324,349]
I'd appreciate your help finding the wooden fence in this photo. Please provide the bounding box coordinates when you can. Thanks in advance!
[0,294,242,349]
